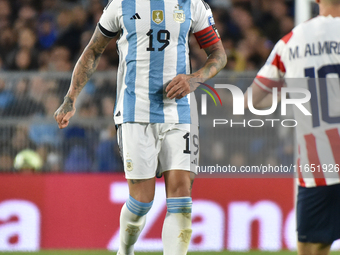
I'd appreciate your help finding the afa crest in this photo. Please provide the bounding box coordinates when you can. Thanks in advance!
[152,10,164,24]
[126,159,133,171]
[173,4,185,23]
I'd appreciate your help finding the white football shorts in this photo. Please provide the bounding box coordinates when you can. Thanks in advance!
[117,123,199,179]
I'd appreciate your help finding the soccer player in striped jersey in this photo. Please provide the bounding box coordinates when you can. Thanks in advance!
[54,0,226,254]
[245,1,340,254]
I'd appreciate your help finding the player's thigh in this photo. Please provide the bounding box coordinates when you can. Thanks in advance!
[117,123,159,180]
[158,124,199,175]
[117,123,159,202]
[297,242,331,255]
[159,124,198,198]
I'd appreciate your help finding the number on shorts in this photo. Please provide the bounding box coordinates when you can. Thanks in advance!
[193,134,199,155]
[183,132,191,154]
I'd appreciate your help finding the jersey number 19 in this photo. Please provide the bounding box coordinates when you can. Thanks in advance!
[146,29,170,51]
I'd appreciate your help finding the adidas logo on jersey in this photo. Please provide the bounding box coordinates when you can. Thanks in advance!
[130,13,141,20]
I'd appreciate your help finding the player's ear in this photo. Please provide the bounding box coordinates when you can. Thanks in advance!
[315,0,320,4]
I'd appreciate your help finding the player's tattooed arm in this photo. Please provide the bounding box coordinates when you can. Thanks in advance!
[66,27,112,101]
[166,40,226,99]
[197,40,227,81]
[54,26,112,129]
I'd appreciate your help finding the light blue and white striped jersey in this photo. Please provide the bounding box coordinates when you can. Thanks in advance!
[98,0,215,124]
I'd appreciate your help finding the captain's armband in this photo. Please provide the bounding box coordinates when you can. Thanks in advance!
[194,25,221,49]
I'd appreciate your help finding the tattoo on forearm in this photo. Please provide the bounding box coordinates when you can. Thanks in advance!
[61,96,74,114]
[203,50,226,78]
[69,27,111,99]
[194,42,227,81]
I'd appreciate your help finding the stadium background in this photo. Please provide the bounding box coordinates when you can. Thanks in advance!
[0,0,338,253]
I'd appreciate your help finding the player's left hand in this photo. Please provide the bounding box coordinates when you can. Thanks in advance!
[166,74,193,99]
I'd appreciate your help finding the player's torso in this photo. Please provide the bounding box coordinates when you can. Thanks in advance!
[116,0,192,78]
[281,16,340,131]
[281,16,340,186]
[113,0,196,124]
[280,16,340,76]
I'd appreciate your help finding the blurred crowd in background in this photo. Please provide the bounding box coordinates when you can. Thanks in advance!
[0,0,300,173]
[0,0,297,72]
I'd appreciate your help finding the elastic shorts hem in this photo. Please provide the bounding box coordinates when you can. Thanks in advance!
[125,174,156,180]
[162,167,196,173]
[297,237,335,244]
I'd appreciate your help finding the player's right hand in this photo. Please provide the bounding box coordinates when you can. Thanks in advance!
[54,96,76,129]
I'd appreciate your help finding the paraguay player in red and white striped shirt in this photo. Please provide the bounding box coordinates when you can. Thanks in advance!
[245,0,340,254]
